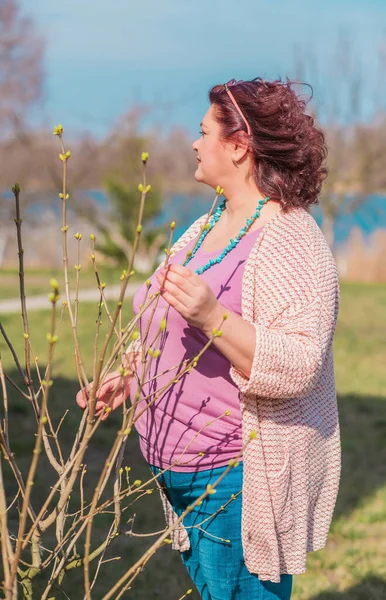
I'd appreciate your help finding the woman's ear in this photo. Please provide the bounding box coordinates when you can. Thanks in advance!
[233,140,250,163]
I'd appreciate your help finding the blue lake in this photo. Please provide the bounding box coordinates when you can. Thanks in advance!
[86,190,386,246]
[4,189,386,246]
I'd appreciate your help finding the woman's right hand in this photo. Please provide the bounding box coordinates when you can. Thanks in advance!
[76,352,140,420]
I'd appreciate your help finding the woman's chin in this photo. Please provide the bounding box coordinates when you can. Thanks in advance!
[194,165,205,182]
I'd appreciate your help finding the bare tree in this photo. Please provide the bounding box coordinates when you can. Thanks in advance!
[0,0,46,249]
[293,33,386,251]
[0,0,45,141]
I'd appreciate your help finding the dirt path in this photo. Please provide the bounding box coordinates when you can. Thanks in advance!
[0,283,140,315]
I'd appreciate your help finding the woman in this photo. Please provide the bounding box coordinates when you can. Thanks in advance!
[77,77,340,599]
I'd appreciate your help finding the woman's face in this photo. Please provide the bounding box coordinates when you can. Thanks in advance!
[192,103,233,190]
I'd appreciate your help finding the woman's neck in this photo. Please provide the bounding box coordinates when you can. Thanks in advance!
[222,194,282,229]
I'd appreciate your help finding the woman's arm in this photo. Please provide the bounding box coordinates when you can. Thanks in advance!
[201,303,256,379]
[201,293,336,399]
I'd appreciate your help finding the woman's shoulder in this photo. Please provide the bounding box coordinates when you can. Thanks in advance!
[249,206,339,307]
[261,206,334,263]
[266,205,323,237]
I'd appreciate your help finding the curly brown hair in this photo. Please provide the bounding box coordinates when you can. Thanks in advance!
[209,78,328,211]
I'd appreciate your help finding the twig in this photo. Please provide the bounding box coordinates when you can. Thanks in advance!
[0,322,31,396]
[80,464,87,520]
[0,423,13,600]
[93,292,104,383]
[0,356,10,447]
[56,130,89,392]
[90,520,116,590]
[177,589,193,600]
[55,410,69,436]
[12,183,33,388]
[74,233,82,328]
[5,488,21,514]
[9,291,59,589]
[4,372,32,401]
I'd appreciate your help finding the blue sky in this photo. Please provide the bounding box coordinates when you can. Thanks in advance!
[21,0,386,139]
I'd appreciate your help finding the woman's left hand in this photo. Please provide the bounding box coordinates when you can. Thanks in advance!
[155,264,221,331]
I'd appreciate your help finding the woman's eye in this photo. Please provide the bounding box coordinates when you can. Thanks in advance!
[199,130,205,137]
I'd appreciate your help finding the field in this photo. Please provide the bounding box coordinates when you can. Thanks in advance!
[0,280,385,598]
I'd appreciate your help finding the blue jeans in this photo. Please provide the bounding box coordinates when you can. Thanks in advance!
[148,461,293,600]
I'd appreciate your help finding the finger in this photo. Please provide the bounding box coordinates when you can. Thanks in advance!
[95,400,108,411]
[159,287,188,316]
[100,411,111,421]
[77,381,97,404]
[97,377,118,399]
[95,409,103,417]
[158,278,191,309]
[156,270,196,296]
[76,388,89,408]
[95,402,112,416]
[165,263,199,283]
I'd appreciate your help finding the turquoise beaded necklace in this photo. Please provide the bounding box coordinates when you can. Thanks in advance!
[183,196,270,275]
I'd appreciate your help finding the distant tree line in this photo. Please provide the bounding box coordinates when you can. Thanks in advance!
[1,1,386,260]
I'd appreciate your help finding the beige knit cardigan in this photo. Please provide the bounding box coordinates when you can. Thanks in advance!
[128,205,341,583]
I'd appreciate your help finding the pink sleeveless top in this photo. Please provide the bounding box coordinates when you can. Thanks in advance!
[131,226,264,471]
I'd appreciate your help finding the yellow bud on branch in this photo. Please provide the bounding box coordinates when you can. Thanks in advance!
[53,124,63,135]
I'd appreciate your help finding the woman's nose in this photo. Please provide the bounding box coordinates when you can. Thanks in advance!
[192,139,199,151]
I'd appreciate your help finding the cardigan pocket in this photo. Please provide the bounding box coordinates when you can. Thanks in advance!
[267,450,294,534]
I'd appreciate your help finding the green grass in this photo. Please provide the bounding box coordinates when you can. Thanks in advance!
[333,282,386,397]
[0,281,386,598]
[293,281,386,600]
